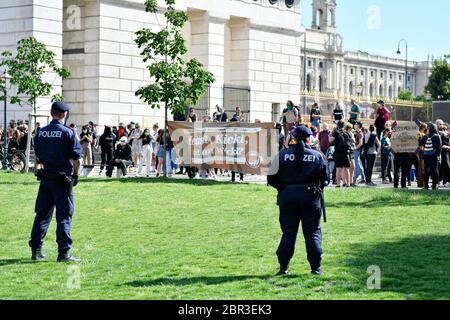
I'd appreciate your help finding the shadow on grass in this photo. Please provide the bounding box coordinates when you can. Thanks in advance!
[81,177,245,187]
[0,258,47,266]
[328,189,449,208]
[0,181,39,186]
[124,274,306,287]
[343,235,450,299]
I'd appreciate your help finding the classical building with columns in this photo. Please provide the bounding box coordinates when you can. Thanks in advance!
[0,0,431,127]
[304,0,431,102]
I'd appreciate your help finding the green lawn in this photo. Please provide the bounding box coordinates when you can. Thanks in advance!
[0,171,449,300]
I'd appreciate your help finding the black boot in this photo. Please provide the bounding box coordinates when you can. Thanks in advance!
[311,268,323,276]
[31,248,45,261]
[57,252,81,263]
[276,264,289,276]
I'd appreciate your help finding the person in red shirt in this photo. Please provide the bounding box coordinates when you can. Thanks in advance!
[374,100,390,139]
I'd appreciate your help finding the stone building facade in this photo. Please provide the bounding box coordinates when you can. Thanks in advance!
[0,0,431,127]
[304,0,431,101]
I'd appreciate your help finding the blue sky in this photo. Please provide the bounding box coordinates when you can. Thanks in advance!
[301,0,450,62]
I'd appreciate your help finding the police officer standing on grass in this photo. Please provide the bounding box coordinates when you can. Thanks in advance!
[29,101,82,263]
[268,126,329,276]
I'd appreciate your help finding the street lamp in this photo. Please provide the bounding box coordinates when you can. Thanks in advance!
[425,91,432,121]
[397,39,408,91]
[1,73,9,169]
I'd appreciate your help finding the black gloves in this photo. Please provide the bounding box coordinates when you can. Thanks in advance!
[72,175,79,187]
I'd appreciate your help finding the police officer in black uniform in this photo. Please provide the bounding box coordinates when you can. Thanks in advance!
[29,102,82,262]
[268,126,330,275]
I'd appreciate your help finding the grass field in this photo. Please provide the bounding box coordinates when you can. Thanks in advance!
[0,171,449,300]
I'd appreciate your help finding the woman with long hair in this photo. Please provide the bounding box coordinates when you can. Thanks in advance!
[99,126,115,175]
[137,128,153,177]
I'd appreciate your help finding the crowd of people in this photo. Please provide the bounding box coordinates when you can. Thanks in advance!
[69,105,248,181]
[279,99,450,190]
[0,119,44,154]
[1,100,449,189]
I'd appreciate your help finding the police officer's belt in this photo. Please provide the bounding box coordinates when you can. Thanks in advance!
[41,172,73,186]
[285,183,320,189]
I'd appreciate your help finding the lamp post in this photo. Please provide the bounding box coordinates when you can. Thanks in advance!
[397,39,408,91]
[425,91,432,121]
[1,73,9,169]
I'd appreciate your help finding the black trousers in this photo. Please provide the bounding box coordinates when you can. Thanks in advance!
[186,166,198,179]
[106,159,131,177]
[231,171,244,182]
[30,179,74,254]
[381,153,393,182]
[365,154,376,183]
[424,155,439,188]
[394,153,411,188]
[376,123,385,141]
[100,149,113,170]
[439,153,449,184]
[277,187,322,271]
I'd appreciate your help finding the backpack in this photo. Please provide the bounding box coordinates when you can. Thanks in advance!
[423,136,435,156]
[335,130,353,154]
[363,134,376,156]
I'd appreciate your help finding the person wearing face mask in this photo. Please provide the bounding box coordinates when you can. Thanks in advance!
[79,125,93,166]
[106,136,132,178]
[137,128,154,177]
[99,126,116,175]
[128,123,143,169]
[151,124,159,173]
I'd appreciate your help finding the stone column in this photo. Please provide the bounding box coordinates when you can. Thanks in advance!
[190,11,227,113]
[365,68,370,97]
[0,0,64,122]
[375,69,380,97]
[313,58,319,91]
[343,64,348,95]
[394,71,399,98]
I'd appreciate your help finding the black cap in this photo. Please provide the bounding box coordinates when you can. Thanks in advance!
[51,101,70,112]
[377,100,385,105]
[292,126,313,140]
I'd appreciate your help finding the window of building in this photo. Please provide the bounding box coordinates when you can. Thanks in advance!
[361,70,364,76]
[319,61,323,68]
[399,74,402,81]
[408,75,411,82]
[371,71,374,77]
[308,60,312,67]
[380,72,383,79]
[350,68,354,75]
[390,73,393,80]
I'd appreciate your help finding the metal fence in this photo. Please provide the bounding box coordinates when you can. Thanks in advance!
[301,96,430,123]
[223,85,250,116]
[193,86,210,119]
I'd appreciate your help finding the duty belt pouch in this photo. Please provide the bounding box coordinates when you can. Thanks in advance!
[35,169,44,181]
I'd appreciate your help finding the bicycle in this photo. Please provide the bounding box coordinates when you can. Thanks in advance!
[0,147,27,173]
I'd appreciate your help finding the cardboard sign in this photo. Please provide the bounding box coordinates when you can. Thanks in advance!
[391,122,419,153]
[168,121,278,175]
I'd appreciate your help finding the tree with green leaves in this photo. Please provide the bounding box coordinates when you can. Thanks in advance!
[398,89,414,101]
[0,37,71,172]
[425,54,450,101]
[134,0,215,177]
